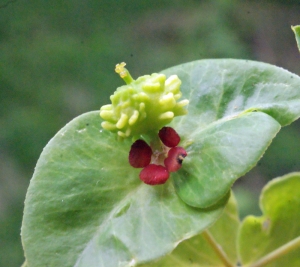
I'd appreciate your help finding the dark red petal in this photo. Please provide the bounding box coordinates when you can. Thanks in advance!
[158,127,180,147]
[129,140,152,168]
[164,147,187,172]
[139,164,170,185]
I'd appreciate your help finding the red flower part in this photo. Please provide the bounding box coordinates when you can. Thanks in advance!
[139,164,170,185]
[164,147,187,172]
[129,139,152,168]
[158,127,180,147]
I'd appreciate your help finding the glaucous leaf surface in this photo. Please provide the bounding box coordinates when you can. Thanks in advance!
[21,111,224,267]
[22,59,300,267]
[238,172,300,266]
[162,59,300,207]
[139,193,239,267]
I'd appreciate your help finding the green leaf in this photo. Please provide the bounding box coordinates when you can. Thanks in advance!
[238,172,300,266]
[22,59,300,267]
[139,193,239,267]
[292,25,300,52]
[173,111,280,208]
[21,111,224,267]
[162,59,300,207]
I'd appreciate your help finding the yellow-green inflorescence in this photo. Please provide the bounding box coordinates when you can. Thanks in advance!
[100,62,189,139]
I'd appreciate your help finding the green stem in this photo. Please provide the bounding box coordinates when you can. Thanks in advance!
[121,70,134,84]
[115,62,134,84]
[248,235,300,267]
[202,230,235,267]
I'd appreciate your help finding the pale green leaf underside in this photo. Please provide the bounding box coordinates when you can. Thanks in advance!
[162,59,300,208]
[21,111,224,267]
[139,193,239,267]
[238,172,300,266]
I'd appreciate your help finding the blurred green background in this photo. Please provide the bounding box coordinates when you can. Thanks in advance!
[1,0,300,266]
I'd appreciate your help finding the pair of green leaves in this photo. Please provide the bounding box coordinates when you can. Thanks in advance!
[21,59,300,267]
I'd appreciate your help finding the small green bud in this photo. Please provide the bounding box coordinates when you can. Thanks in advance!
[100,62,189,139]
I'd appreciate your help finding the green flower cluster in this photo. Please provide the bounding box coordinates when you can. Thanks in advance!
[100,62,189,139]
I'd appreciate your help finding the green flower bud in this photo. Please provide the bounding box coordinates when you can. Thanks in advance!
[100,62,189,139]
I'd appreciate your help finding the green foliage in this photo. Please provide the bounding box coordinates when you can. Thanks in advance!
[2,0,256,264]
[21,111,224,267]
[21,59,300,266]
[2,2,300,266]
[238,173,300,266]
[139,194,240,267]
[292,25,300,52]
[141,173,300,267]
[163,59,300,208]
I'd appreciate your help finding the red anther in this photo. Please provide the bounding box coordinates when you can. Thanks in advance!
[164,147,187,172]
[139,164,170,185]
[129,140,152,168]
[158,127,180,147]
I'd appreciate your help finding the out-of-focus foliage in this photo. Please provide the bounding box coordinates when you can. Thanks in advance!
[1,0,300,266]
[238,172,300,266]
[292,25,300,51]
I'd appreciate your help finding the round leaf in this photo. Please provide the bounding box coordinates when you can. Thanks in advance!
[162,59,300,207]
[21,111,224,267]
[22,59,300,266]
[238,172,300,266]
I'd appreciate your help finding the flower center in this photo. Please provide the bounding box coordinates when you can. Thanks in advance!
[100,62,189,139]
